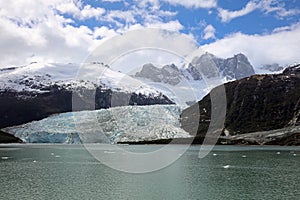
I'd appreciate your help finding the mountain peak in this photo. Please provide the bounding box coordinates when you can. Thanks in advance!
[188,52,255,80]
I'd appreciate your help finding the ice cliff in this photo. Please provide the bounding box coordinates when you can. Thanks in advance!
[3,105,190,144]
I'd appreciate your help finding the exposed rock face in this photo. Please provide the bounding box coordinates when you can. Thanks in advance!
[180,64,300,144]
[188,53,255,80]
[135,53,255,84]
[135,63,182,85]
[261,63,284,72]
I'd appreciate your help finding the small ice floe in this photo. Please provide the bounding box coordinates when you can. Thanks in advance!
[223,165,230,169]
[242,155,247,158]
[55,155,61,158]
[104,151,116,154]
[33,160,37,163]
[51,153,55,156]
[1,156,9,160]
[293,154,297,156]
[276,152,281,155]
[213,153,217,156]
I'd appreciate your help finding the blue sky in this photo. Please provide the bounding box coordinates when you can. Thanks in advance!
[0,0,300,69]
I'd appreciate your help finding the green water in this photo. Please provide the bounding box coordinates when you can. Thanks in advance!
[0,145,299,200]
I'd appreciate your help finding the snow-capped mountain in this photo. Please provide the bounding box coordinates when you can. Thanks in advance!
[0,62,173,129]
[0,62,166,96]
[133,52,255,105]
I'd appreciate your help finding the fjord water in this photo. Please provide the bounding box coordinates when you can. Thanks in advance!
[0,145,299,200]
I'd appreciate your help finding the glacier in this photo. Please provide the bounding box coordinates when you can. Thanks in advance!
[3,105,191,144]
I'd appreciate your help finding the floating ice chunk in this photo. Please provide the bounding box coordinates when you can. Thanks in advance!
[223,165,230,169]
[1,156,9,160]
[242,155,247,158]
[213,153,217,156]
[55,155,61,158]
[276,152,281,155]
[33,160,37,163]
[104,151,116,154]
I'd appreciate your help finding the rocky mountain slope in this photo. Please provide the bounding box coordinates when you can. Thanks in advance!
[181,64,300,145]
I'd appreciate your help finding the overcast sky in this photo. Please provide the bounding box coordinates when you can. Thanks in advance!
[0,0,300,69]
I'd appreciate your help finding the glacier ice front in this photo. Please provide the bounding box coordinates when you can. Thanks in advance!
[4,105,191,144]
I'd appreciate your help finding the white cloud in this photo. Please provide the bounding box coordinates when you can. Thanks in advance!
[93,26,117,39]
[79,5,105,20]
[258,0,300,17]
[104,10,136,26]
[135,0,160,10]
[163,0,217,9]
[218,1,258,22]
[134,0,217,9]
[57,1,105,20]
[0,0,98,67]
[102,0,123,2]
[202,22,300,68]
[0,0,188,67]
[145,20,184,32]
[203,24,216,40]
[86,28,199,66]
[218,0,300,23]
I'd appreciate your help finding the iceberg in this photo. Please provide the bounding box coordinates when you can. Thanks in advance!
[4,105,191,144]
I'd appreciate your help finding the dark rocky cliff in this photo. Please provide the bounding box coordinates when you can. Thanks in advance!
[181,64,300,144]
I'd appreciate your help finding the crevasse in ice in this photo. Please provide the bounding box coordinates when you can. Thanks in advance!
[4,105,191,143]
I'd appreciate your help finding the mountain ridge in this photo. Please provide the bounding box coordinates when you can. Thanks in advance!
[180,64,300,145]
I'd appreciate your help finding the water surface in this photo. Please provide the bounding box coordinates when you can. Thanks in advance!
[0,145,299,200]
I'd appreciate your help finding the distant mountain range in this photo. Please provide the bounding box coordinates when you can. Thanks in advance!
[135,53,255,83]
[134,52,255,105]
[1,52,295,144]
[0,52,257,130]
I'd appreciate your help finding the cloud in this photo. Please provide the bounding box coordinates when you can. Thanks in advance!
[258,0,300,17]
[218,0,300,23]
[52,0,106,20]
[135,0,160,10]
[93,26,118,39]
[104,10,136,25]
[102,0,123,2]
[163,0,217,9]
[0,0,98,67]
[218,1,258,22]
[134,0,217,9]
[86,28,199,66]
[0,0,188,67]
[79,5,105,20]
[202,22,300,68]
[145,20,184,32]
[202,24,216,40]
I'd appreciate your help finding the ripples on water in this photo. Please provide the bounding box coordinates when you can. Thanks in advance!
[0,144,299,200]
